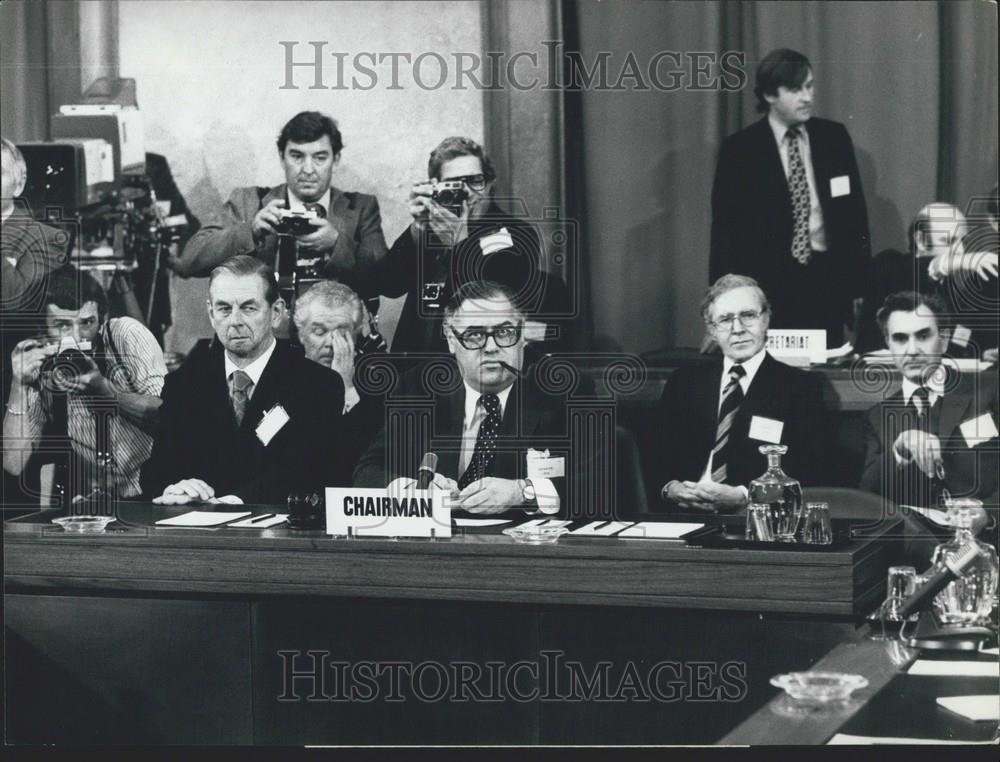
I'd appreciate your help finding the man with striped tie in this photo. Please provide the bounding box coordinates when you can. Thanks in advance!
[657,274,824,512]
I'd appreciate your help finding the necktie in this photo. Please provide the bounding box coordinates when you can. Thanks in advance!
[230,370,253,426]
[786,127,812,265]
[911,386,930,420]
[710,364,747,484]
[458,393,502,489]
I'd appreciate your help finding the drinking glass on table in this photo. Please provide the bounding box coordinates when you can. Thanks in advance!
[801,502,833,544]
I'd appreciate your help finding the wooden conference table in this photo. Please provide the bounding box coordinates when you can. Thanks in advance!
[11,501,990,746]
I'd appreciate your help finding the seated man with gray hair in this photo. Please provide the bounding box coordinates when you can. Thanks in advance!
[656,274,824,512]
[293,279,384,473]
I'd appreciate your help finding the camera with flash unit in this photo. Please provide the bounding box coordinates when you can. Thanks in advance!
[40,338,96,385]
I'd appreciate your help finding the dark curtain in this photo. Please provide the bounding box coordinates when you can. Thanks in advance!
[562,0,998,352]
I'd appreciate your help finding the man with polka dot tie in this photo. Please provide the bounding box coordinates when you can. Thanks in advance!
[710,48,870,346]
[354,280,593,517]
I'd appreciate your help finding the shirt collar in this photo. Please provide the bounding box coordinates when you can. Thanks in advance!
[463,381,514,423]
[224,337,277,387]
[723,347,768,388]
[287,186,332,216]
[901,374,945,405]
[768,112,809,147]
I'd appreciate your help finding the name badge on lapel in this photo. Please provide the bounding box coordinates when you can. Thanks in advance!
[830,175,851,198]
[256,404,290,446]
[749,415,784,444]
[959,413,999,448]
[527,448,565,479]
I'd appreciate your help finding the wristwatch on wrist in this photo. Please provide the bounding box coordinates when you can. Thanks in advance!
[520,478,537,505]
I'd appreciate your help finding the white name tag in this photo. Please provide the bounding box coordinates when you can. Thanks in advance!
[951,325,972,348]
[959,413,999,448]
[830,175,851,198]
[749,415,785,444]
[256,404,290,446]
[479,227,514,255]
[325,487,450,538]
[527,448,565,479]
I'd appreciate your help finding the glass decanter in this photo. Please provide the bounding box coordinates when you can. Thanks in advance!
[747,444,802,541]
[930,499,999,625]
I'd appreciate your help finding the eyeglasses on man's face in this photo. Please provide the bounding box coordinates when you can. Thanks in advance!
[443,174,488,192]
[449,322,522,350]
[710,309,767,331]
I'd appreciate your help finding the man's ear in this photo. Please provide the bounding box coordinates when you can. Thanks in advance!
[13,165,27,197]
[332,152,341,167]
[271,298,286,327]
[444,321,457,355]
[205,298,213,320]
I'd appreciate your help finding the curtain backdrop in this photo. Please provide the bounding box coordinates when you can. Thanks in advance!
[567,0,998,352]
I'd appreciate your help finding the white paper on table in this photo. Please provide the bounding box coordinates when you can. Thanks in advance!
[453,518,514,527]
[155,511,251,527]
[227,514,289,528]
[825,342,854,360]
[907,660,1000,678]
[539,519,571,528]
[617,522,704,540]
[828,733,991,745]
[571,521,634,536]
[515,519,548,530]
[936,695,1000,722]
[980,646,999,656]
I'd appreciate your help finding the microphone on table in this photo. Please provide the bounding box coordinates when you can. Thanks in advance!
[897,542,981,619]
[497,361,523,377]
[416,452,438,490]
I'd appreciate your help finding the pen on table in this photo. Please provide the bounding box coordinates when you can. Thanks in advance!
[247,513,275,525]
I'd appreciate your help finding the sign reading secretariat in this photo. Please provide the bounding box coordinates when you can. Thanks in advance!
[325,488,451,538]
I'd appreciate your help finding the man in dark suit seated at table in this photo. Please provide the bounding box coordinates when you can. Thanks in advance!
[710,48,870,345]
[292,279,384,476]
[859,291,999,516]
[657,274,824,513]
[354,280,601,517]
[174,111,387,304]
[142,255,344,505]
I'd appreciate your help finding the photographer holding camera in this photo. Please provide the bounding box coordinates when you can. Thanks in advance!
[378,136,571,354]
[175,112,387,305]
[3,267,166,500]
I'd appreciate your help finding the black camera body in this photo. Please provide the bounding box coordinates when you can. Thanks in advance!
[274,208,320,237]
[431,180,468,215]
[40,339,95,385]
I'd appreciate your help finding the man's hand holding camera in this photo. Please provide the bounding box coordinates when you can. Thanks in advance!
[407,180,470,248]
[296,214,340,254]
[251,199,288,243]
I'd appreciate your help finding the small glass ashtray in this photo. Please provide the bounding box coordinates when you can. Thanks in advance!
[503,525,569,545]
[51,515,116,534]
[769,671,868,705]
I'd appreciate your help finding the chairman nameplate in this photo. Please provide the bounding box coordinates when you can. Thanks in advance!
[325,488,451,538]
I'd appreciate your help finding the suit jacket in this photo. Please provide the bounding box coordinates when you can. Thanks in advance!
[142,339,345,504]
[353,362,608,518]
[860,369,999,513]
[710,117,870,325]
[654,352,825,503]
[378,206,573,354]
[178,183,387,298]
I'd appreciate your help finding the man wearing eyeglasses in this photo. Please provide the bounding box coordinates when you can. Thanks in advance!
[656,274,823,512]
[377,137,569,354]
[355,280,590,516]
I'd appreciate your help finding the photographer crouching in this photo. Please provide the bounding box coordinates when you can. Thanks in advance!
[3,267,166,504]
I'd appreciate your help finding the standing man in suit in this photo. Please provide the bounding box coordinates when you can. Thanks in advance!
[142,255,344,504]
[860,291,998,514]
[710,49,870,345]
[175,112,387,304]
[657,274,824,512]
[354,280,602,517]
